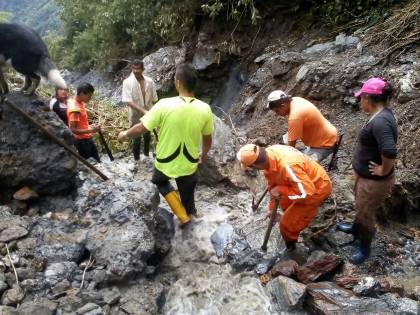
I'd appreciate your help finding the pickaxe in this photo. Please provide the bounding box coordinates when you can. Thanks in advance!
[252,187,269,212]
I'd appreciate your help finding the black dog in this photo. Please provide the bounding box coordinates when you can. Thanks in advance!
[0,23,67,95]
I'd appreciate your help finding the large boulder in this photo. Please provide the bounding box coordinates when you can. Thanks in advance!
[198,115,237,185]
[0,93,77,197]
[143,46,186,93]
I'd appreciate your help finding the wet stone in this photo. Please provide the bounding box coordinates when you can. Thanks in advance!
[268,275,306,308]
[270,260,299,278]
[297,254,342,284]
[211,223,250,258]
[255,255,278,275]
[230,248,263,272]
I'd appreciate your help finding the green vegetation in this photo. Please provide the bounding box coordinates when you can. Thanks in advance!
[50,0,406,70]
[0,0,61,35]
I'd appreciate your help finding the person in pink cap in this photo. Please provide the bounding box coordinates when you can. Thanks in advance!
[337,77,397,264]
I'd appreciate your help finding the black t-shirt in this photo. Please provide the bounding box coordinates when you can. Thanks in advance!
[352,108,398,179]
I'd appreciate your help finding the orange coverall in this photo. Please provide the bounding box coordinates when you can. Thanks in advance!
[264,145,332,242]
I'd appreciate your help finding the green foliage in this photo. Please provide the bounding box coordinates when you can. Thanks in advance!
[201,0,261,24]
[0,11,12,22]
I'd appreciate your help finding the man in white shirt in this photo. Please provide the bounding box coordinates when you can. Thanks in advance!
[122,59,158,160]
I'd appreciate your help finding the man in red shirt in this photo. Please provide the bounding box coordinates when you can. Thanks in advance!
[67,83,101,162]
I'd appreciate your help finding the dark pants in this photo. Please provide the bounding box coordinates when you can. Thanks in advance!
[74,138,100,162]
[132,131,151,160]
[151,168,197,215]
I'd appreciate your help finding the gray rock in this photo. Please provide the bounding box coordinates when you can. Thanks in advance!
[120,300,143,314]
[210,223,250,258]
[268,275,307,308]
[102,288,121,305]
[328,231,354,246]
[1,286,25,306]
[398,70,418,103]
[0,226,28,243]
[18,300,53,315]
[76,303,101,315]
[143,46,186,93]
[0,280,8,294]
[0,93,77,195]
[0,306,19,315]
[192,46,217,70]
[198,116,237,185]
[380,293,418,314]
[44,262,78,286]
[353,276,379,296]
[249,68,271,88]
[230,248,263,272]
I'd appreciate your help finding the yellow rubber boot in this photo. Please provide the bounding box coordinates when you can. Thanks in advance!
[164,191,190,225]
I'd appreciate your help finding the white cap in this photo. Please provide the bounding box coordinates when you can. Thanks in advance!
[267,90,288,102]
[267,90,290,108]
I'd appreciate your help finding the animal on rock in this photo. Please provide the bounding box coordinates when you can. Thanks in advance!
[0,23,67,95]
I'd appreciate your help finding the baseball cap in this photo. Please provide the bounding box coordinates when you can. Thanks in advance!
[267,90,290,108]
[237,144,260,170]
[354,78,386,97]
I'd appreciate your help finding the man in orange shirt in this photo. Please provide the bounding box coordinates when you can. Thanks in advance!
[67,82,101,162]
[237,144,332,250]
[267,90,338,162]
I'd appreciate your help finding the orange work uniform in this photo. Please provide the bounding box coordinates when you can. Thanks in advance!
[288,97,337,148]
[67,96,91,140]
[264,145,332,242]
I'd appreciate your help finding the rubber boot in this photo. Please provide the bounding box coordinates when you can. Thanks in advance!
[164,191,190,227]
[351,236,372,264]
[336,222,355,234]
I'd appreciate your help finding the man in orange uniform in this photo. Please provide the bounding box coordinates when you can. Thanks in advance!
[267,90,338,162]
[237,144,332,250]
[67,82,101,162]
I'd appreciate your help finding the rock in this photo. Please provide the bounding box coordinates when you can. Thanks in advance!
[76,303,101,315]
[0,93,77,196]
[192,46,218,70]
[255,255,278,275]
[13,186,39,201]
[353,276,379,296]
[0,226,28,242]
[377,277,404,296]
[0,306,19,315]
[380,293,418,314]
[306,282,391,314]
[18,300,53,315]
[52,279,71,295]
[102,288,121,305]
[296,254,342,284]
[328,231,354,246]
[303,33,359,56]
[9,200,28,215]
[398,70,418,103]
[44,262,78,286]
[120,300,143,314]
[210,223,250,258]
[143,46,186,93]
[333,262,363,289]
[306,250,327,263]
[153,208,175,258]
[1,286,25,306]
[268,275,306,308]
[230,248,263,272]
[249,68,271,88]
[0,280,8,295]
[198,116,236,185]
[270,260,298,278]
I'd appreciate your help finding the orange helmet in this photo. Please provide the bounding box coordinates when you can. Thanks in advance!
[236,144,260,170]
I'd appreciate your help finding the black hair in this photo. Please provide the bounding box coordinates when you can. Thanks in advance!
[175,63,197,92]
[255,146,267,164]
[132,59,144,69]
[366,81,393,105]
[268,96,292,110]
[76,82,95,95]
[55,86,68,95]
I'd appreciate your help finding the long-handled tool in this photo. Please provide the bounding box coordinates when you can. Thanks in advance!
[328,133,343,171]
[252,187,269,212]
[98,130,114,161]
[1,97,109,181]
[261,198,279,251]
